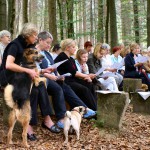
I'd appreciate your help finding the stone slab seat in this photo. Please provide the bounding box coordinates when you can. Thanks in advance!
[123,78,142,93]
[131,92,150,115]
[96,92,129,130]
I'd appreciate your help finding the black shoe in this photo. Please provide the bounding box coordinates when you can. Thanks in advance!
[27,133,37,141]
[41,122,61,133]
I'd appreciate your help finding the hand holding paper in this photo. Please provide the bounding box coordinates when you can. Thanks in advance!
[57,73,71,80]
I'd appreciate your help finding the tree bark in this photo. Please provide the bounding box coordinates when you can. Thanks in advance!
[66,0,74,38]
[109,0,118,50]
[133,0,140,44]
[147,0,150,46]
[105,0,109,44]
[97,0,104,43]
[0,0,7,30]
[48,0,57,44]
[22,0,28,23]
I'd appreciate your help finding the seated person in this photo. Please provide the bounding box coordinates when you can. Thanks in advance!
[55,39,97,111]
[0,23,61,141]
[84,41,93,54]
[86,43,118,91]
[124,43,150,90]
[36,31,96,128]
[110,46,124,76]
[101,43,123,89]
[0,30,11,66]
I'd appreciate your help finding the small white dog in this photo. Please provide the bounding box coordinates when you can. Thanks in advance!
[64,106,86,143]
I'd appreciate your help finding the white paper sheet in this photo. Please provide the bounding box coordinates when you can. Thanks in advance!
[96,90,122,94]
[110,58,125,69]
[50,59,68,69]
[99,72,117,78]
[96,67,106,76]
[135,56,148,63]
[138,92,150,100]
[57,73,71,79]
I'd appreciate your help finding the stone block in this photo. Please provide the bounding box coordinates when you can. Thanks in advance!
[123,78,142,93]
[131,93,150,114]
[96,92,129,130]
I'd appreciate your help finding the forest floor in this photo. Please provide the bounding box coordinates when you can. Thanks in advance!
[0,97,150,150]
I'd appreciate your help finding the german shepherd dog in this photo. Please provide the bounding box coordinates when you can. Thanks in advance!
[4,48,46,147]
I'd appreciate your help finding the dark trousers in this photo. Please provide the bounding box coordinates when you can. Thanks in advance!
[65,79,97,111]
[47,80,87,120]
[30,82,53,125]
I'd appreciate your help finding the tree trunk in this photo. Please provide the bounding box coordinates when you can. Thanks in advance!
[83,1,87,43]
[147,0,150,46]
[66,0,74,38]
[133,0,140,44]
[8,0,15,36]
[90,0,93,43]
[57,0,64,40]
[48,0,57,44]
[0,0,7,30]
[109,0,118,50]
[105,0,109,44]
[97,0,104,43]
[22,0,28,23]
[121,0,132,45]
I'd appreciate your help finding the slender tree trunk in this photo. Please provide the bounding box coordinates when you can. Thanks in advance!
[109,0,118,50]
[8,0,15,36]
[83,1,87,43]
[90,0,93,43]
[48,0,57,44]
[22,0,28,23]
[0,0,7,30]
[97,0,104,43]
[147,0,150,46]
[66,0,74,38]
[133,0,140,44]
[105,0,109,43]
[57,0,64,40]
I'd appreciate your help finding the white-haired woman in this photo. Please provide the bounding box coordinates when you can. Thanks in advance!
[0,23,61,141]
[0,30,11,65]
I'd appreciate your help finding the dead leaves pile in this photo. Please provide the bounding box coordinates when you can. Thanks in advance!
[1,104,150,150]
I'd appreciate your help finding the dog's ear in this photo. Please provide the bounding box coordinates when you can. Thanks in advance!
[79,107,84,113]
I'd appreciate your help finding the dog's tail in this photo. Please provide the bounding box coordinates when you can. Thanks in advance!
[4,84,14,108]
[65,111,72,119]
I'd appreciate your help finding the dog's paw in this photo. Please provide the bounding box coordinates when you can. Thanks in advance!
[23,143,30,148]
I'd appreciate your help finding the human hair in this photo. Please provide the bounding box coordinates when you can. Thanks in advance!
[37,31,53,42]
[84,41,92,48]
[93,43,105,57]
[101,43,110,50]
[52,43,61,52]
[129,43,139,52]
[76,49,88,61]
[112,46,121,53]
[20,23,38,37]
[0,30,11,38]
[60,39,75,51]
[120,46,130,57]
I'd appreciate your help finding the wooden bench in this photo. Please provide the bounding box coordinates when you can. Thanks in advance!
[96,91,129,130]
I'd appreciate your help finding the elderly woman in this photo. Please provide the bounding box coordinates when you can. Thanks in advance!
[100,43,123,89]
[0,30,11,65]
[0,23,61,141]
[87,43,118,91]
[124,43,150,90]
